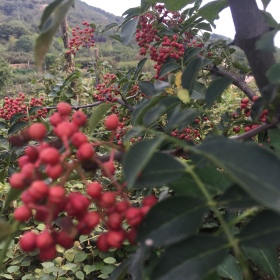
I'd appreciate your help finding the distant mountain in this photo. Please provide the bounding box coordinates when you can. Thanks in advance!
[0,0,126,64]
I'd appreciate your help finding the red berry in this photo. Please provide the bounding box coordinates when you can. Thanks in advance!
[252,95,259,102]
[97,233,110,252]
[99,192,116,208]
[71,132,88,148]
[102,161,116,177]
[115,201,130,214]
[48,186,65,204]
[54,121,78,139]
[126,207,143,227]
[25,146,39,162]
[57,102,72,116]
[36,231,54,250]
[77,142,94,161]
[28,123,47,141]
[50,112,63,127]
[86,182,102,199]
[39,245,57,261]
[142,195,157,207]
[46,164,63,179]
[77,211,100,234]
[106,230,126,248]
[105,114,119,131]
[29,180,49,201]
[20,231,38,252]
[14,205,32,222]
[40,147,60,165]
[72,110,87,126]
[107,213,123,230]
[9,172,27,189]
[56,231,74,249]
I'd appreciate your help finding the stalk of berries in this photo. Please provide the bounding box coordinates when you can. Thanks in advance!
[10,102,157,261]
[66,21,95,55]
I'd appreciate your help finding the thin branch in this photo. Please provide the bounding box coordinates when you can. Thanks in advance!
[230,122,273,141]
[207,66,257,101]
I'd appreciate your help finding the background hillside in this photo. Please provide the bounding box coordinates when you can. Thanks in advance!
[0,0,138,66]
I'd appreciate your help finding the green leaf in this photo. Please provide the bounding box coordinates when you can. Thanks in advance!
[256,30,277,52]
[123,137,164,188]
[88,103,113,134]
[8,122,29,136]
[75,271,84,280]
[181,57,204,92]
[84,264,97,275]
[205,77,232,108]
[3,188,22,212]
[159,62,181,78]
[266,63,280,84]
[239,210,280,248]
[138,81,156,97]
[197,137,280,213]
[198,0,228,27]
[218,185,259,210]
[137,196,208,247]
[171,165,232,198]
[134,58,148,78]
[152,235,227,280]
[7,265,20,273]
[0,121,6,129]
[217,255,243,280]
[108,259,130,280]
[101,23,119,33]
[103,257,116,264]
[134,152,186,188]
[243,247,280,279]
[268,129,280,153]
[166,107,199,130]
[10,113,27,124]
[29,106,43,115]
[35,0,74,69]
[0,220,16,242]
[120,17,139,45]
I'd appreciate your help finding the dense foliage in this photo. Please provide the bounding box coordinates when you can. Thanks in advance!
[0,0,280,279]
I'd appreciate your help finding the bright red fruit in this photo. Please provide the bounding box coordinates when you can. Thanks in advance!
[28,123,47,141]
[57,102,72,116]
[104,114,119,131]
[19,231,37,252]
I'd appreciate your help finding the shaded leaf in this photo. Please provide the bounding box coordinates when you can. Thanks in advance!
[181,57,203,92]
[152,235,227,280]
[217,255,243,280]
[159,62,181,78]
[35,0,74,69]
[123,137,164,188]
[266,63,280,84]
[197,137,280,213]
[205,77,232,108]
[134,58,148,78]
[108,259,130,280]
[146,0,196,11]
[256,30,277,52]
[138,81,156,97]
[134,152,186,188]
[120,17,139,45]
[0,220,16,243]
[88,103,113,134]
[239,210,280,248]
[137,196,208,247]
[8,122,29,136]
[198,0,228,27]
[244,247,279,279]
[10,113,27,124]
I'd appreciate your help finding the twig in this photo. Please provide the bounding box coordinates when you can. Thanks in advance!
[207,66,257,101]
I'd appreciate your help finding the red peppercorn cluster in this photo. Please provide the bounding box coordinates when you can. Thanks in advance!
[0,93,47,121]
[171,126,201,141]
[232,96,268,134]
[93,73,120,102]
[66,21,95,55]
[10,102,157,260]
[135,8,185,78]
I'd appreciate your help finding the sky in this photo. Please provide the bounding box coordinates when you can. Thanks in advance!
[82,0,280,47]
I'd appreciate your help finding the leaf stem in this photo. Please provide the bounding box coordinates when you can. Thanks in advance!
[187,167,252,280]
